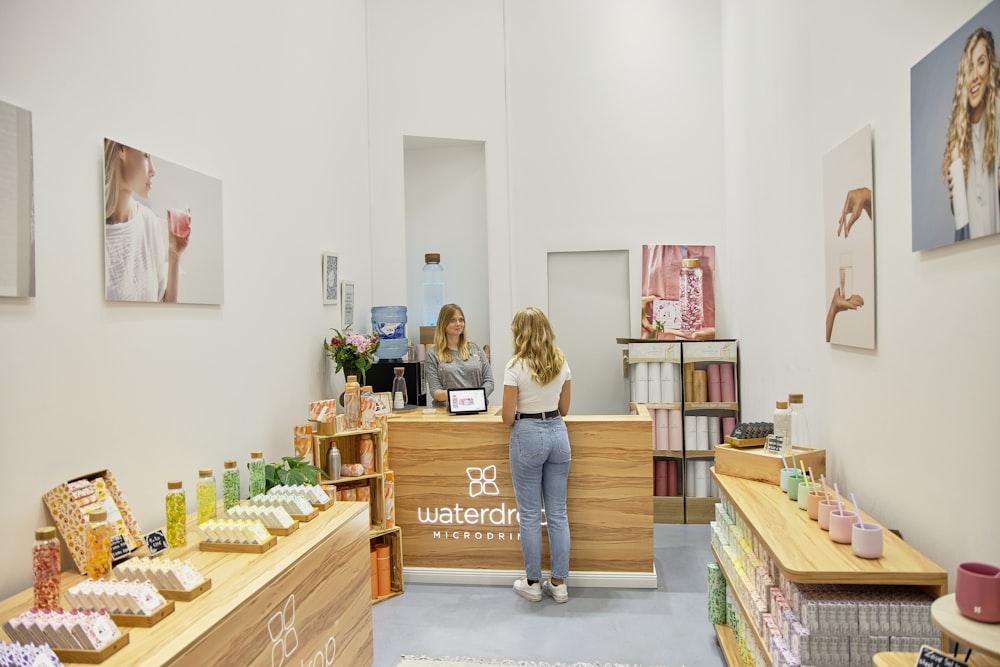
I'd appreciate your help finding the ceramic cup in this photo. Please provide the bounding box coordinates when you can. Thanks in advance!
[955,562,1000,623]
[786,473,805,501]
[779,468,799,493]
[807,491,825,520]
[817,499,840,530]
[797,482,819,511]
[851,522,883,559]
[829,509,858,544]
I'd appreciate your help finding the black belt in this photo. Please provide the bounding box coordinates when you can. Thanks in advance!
[515,410,560,420]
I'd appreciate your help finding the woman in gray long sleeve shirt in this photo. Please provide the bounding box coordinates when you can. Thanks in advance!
[425,304,494,406]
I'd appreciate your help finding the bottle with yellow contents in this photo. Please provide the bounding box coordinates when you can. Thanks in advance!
[86,509,111,580]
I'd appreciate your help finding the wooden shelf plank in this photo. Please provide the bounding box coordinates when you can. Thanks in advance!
[711,544,773,666]
[714,624,743,667]
[712,468,947,595]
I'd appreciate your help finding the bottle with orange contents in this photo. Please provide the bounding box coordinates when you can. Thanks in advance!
[86,509,111,580]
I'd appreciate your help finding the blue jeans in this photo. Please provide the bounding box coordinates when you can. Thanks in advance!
[509,416,571,581]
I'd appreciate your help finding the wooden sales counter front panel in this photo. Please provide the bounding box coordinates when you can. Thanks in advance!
[0,502,373,666]
[390,408,654,587]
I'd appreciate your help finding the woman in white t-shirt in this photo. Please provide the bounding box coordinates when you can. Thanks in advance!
[104,139,190,302]
[502,307,572,604]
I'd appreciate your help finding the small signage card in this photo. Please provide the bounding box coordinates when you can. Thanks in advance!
[110,534,132,561]
[144,530,170,557]
[915,645,968,667]
[766,434,784,454]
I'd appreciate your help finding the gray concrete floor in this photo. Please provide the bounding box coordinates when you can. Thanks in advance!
[372,523,728,667]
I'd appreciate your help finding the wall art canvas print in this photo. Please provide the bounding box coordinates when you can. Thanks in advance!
[911,0,1000,251]
[640,245,716,340]
[822,125,876,349]
[103,138,223,304]
[0,99,35,297]
[322,252,338,305]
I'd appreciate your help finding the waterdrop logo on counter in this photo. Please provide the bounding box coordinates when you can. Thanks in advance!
[413,460,547,543]
[467,465,499,497]
[266,594,336,667]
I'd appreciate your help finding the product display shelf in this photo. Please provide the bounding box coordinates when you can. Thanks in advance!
[619,338,738,524]
[711,468,948,667]
[0,502,374,666]
[313,425,403,603]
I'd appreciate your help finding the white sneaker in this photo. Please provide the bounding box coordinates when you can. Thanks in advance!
[513,578,541,602]
[542,579,569,603]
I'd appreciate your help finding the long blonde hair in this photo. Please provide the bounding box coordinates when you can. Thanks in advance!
[942,27,999,181]
[104,139,126,221]
[509,307,565,386]
[433,303,471,363]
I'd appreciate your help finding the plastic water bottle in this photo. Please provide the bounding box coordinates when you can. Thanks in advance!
[422,253,446,326]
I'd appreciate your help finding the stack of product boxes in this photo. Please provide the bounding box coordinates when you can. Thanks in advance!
[710,499,939,667]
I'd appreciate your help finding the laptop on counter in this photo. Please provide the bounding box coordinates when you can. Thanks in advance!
[447,387,489,415]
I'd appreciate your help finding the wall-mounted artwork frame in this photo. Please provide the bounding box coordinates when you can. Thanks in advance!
[0,99,35,298]
[341,281,355,330]
[822,125,876,349]
[322,252,338,305]
[911,0,1000,251]
[103,137,223,304]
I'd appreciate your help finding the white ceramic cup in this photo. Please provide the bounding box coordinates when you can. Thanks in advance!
[851,522,883,559]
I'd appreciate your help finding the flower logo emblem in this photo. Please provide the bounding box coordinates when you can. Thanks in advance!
[466,465,499,497]
[267,594,299,667]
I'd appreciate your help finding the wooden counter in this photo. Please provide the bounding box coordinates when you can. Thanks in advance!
[0,502,373,666]
[388,407,655,587]
[873,652,1000,666]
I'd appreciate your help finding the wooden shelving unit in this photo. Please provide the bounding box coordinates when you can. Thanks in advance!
[313,425,403,603]
[711,468,948,667]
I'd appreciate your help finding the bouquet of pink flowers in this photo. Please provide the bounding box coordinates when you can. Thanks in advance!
[324,329,380,386]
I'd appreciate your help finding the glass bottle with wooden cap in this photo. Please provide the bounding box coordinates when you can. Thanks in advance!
[222,460,240,510]
[680,258,704,333]
[33,526,61,608]
[788,393,810,449]
[197,468,217,523]
[248,451,265,497]
[86,509,111,580]
[165,480,186,547]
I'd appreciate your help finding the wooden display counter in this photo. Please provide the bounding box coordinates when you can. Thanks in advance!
[0,502,374,666]
[873,652,1000,666]
[389,407,655,587]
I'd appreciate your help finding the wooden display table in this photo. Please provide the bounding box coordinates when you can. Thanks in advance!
[712,469,948,667]
[389,407,655,587]
[933,594,1000,660]
[873,652,1000,666]
[0,502,374,666]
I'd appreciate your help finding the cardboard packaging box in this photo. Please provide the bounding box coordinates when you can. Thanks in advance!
[44,470,143,575]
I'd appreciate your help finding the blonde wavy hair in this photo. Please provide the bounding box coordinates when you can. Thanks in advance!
[509,307,565,386]
[103,139,127,221]
[941,27,1000,182]
[433,303,472,363]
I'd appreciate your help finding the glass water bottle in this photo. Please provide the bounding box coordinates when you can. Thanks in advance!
[222,460,240,510]
[392,366,408,409]
[680,258,704,333]
[165,480,187,547]
[248,451,266,497]
[33,526,61,608]
[197,468,217,523]
[86,509,111,580]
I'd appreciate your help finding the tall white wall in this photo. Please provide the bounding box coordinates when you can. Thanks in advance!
[0,0,371,596]
[724,0,1000,580]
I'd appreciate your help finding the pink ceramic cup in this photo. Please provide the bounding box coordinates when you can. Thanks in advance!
[851,522,883,559]
[955,562,1000,623]
[167,208,191,238]
[817,499,839,531]
[828,509,857,544]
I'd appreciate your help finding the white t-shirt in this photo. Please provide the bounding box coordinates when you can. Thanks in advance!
[503,358,571,414]
[105,202,168,302]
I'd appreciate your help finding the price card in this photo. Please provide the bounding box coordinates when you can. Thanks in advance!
[915,645,969,667]
[110,533,132,561]
[766,434,784,454]
[144,529,170,557]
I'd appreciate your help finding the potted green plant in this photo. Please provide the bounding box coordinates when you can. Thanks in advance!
[264,456,328,492]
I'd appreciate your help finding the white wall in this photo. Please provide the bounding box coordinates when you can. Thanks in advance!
[0,0,371,596]
[724,0,1000,581]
